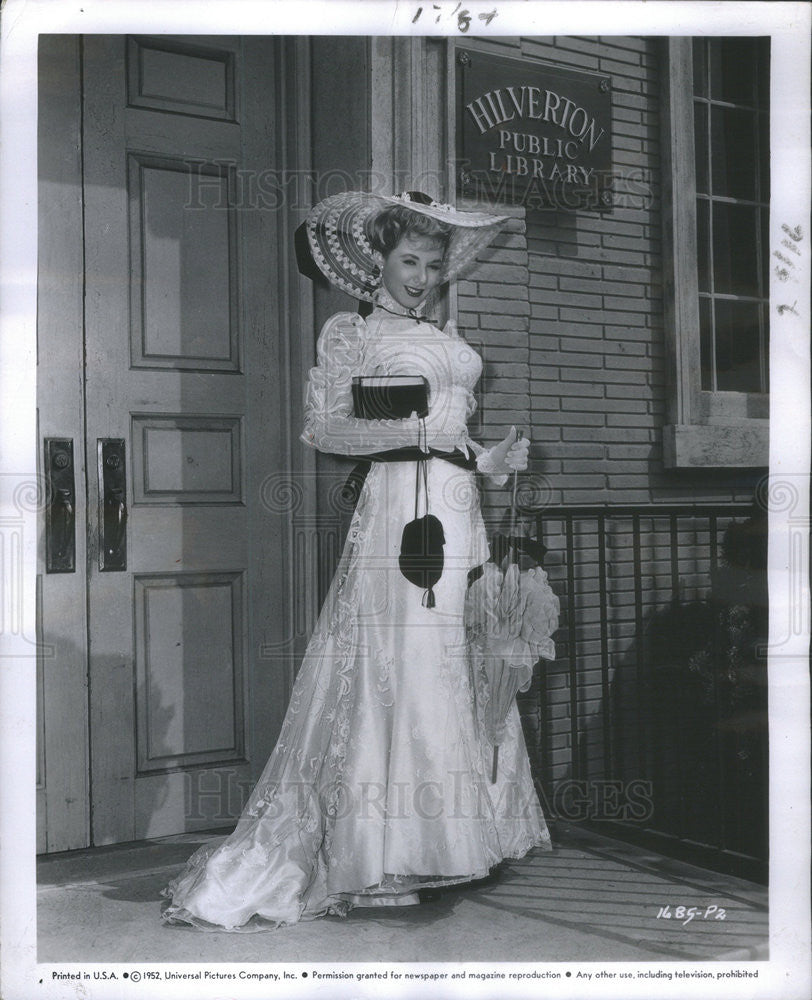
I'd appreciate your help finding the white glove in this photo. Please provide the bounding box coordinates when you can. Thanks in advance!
[479,426,530,474]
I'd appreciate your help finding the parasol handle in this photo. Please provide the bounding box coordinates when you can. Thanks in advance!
[508,430,523,563]
[491,744,499,784]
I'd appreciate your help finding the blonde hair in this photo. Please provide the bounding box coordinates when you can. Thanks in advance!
[367,204,452,259]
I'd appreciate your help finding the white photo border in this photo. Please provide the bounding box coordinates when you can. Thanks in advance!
[1,2,809,999]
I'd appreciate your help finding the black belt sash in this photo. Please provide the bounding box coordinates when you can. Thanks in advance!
[342,446,477,511]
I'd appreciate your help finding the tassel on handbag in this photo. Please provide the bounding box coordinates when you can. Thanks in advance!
[398,420,445,607]
[348,381,445,606]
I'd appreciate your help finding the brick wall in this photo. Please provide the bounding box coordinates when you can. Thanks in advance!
[460,35,762,507]
[455,36,763,798]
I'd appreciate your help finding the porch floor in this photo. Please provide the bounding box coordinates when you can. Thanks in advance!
[37,822,768,964]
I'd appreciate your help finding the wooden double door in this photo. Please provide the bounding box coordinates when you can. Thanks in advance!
[37,35,311,851]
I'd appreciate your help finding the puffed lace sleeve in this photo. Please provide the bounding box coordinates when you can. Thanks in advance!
[300,312,423,456]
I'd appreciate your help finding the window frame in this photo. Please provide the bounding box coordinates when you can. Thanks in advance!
[661,37,769,468]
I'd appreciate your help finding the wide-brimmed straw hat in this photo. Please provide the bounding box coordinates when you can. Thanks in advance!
[298,191,507,302]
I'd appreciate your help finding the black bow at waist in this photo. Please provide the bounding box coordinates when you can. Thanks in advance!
[342,447,477,510]
[363,445,476,469]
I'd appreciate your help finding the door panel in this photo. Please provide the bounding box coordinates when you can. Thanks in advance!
[127,36,237,121]
[131,416,242,503]
[81,35,287,844]
[129,154,240,369]
[134,572,245,771]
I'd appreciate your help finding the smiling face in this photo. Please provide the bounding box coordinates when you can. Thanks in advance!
[381,235,445,310]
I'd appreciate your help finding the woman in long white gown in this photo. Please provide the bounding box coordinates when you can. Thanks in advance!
[161,192,551,931]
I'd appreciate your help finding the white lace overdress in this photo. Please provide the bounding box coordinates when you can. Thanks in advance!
[161,294,552,931]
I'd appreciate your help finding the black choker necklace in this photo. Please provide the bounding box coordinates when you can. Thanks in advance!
[375,303,437,325]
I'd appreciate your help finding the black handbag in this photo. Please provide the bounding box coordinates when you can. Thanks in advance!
[398,427,445,608]
[352,375,429,420]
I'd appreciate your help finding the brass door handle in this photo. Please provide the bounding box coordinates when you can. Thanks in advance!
[57,487,74,520]
[99,440,127,571]
[45,440,76,573]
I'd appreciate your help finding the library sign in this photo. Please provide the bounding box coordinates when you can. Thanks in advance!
[456,50,613,210]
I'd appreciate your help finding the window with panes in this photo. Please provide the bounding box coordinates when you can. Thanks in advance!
[692,37,770,395]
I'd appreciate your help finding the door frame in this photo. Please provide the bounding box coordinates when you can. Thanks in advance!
[37,34,89,853]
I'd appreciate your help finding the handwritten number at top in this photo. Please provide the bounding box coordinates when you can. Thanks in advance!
[412,5,498,30]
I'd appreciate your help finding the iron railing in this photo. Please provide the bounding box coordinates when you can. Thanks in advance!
[526,502,767,883]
